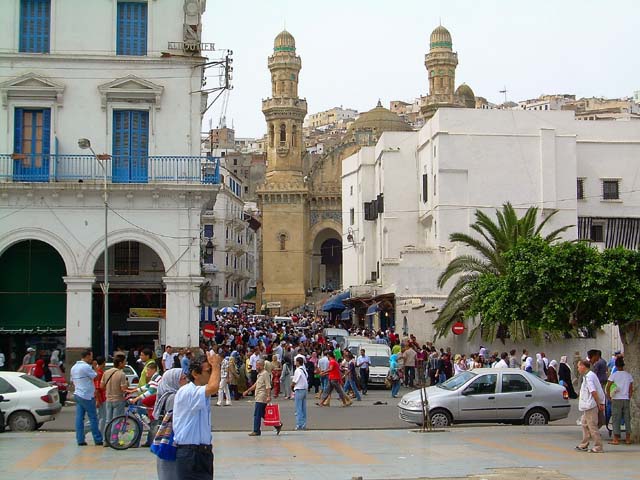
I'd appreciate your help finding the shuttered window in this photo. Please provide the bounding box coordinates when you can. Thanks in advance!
[113,110,149,183]
[13,108,51,181]
[19,0,50,53]
[117,2,148,56]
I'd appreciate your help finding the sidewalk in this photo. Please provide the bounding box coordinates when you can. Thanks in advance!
[1,427,638,480]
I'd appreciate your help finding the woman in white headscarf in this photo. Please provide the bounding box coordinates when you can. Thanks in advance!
[536,353,547,380]
[524,355,534,374]
[153,368,187,480]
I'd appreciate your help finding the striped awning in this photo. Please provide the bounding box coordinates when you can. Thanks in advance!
[578,217,640,250]
[200,306,215,323]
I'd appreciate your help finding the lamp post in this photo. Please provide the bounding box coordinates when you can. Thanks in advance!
[78,138,111,359]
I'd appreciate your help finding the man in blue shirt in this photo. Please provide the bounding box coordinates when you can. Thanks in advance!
[70,349,103,446]
[173,350,221,479]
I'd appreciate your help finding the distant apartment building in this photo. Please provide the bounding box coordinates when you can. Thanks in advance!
[564,97,640,121]
[304,106,358,129]
[518,94,576,111]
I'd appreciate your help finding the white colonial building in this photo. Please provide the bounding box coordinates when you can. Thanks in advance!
[200,167,258,315]
[342,108,640,359]
[0,0,219,368]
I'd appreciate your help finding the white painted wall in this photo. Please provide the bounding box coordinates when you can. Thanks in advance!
[342,108,640,357]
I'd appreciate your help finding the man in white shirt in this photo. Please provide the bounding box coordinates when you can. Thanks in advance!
[249,348,260,386]
[606,356,633,445]
[494,352,509,369]
[70,349,103,446]
[173,351,221,479]
[576,360,605,453]
[291,357,309,430]
[162,345,176,371]
[356,349,371,395]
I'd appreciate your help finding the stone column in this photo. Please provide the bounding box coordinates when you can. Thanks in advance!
[63,276,95,372]
[163,276,204,349]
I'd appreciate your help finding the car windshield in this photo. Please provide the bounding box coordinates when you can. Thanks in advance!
[436,371,476,390]
[20,374,51,389]
[370,356,389,367]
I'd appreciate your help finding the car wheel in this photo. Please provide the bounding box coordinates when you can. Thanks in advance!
[524,408,549,426]
[9,411,37,432]
[429,409,452,428]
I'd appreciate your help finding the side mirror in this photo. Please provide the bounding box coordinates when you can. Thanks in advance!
[461,388,472,396]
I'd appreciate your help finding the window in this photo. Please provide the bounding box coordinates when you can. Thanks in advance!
[279,124,286,144]
[13,108,51,182]
[422,174,428,202]
[269,125,274,147]
[602,180,619,200]
[117,2,148,56]
[244,186,249,194]
[233,159,237,166]
[350,186,353,196]
[19,0,50,53]
[292,125,297,147]
[349,208,355,225]
[279,234,287,251]
[577,178,585,200]
[433,174,437,196]
[501,374,532,393]
[464,374,497,395]
[114,241,140,275]
[590,224,604,243]
[203,224,214,238]
[113,110,149,183]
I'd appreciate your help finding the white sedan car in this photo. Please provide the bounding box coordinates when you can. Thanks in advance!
[0,372,62,431]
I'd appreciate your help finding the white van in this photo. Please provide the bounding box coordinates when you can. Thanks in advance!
[273,316,293,325]
[359,344,391,387]
[322,328,349,348]
[346,336,372,356]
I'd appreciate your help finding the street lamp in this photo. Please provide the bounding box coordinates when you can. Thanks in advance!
[78,138,111,359]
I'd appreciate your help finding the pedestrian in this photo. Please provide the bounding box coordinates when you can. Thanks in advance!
[606,356,633,445]
[154,368,188,480]
[70,349,103,446]
[172,351,221,480]
[318,351,352,407]
[291,356,308,430]
[227,355,240,400]
[280,360,293,399]
[138,348,156,387]
[317,350,330,398]
[22,347,36,366]
[342,352,362,401]
[356,348,371,394]
[508,349,519,369]
[162,345,176,372]
[243,359,283,436]
[402,344,417,387]
[0,349,5,371]
[181,349,192,375]
[389,353,401,398]
[547,360,559,384]
[495,352,509,369]
[33,358,45,380]
[588,349,608,390]
[558,355,578,399]
[93,356,107,435]
[216,353,232,406]
[575,360,605,453]
[249,347,260,386]
[101,356,128,443]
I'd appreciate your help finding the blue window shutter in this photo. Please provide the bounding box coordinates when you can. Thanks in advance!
[14,108,24,154]
[117,2,147,56]
[20,0,50,53]
[42,108,51,155]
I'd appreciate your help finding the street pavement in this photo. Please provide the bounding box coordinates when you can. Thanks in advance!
[1,426,638,480]
[45,387,583,432]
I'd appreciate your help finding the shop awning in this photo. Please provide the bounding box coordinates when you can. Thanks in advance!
[366,303,379,316]
[200,306,216,322]
[322,290,350,312]
[340,308,353,321]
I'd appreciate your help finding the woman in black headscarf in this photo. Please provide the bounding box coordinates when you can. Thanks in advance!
[558,355,578,399]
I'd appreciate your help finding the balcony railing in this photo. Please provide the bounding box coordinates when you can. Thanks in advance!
[1,154,221,185]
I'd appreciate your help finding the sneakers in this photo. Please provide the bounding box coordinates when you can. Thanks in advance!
[275,423,282,435]
[248,432,260,436]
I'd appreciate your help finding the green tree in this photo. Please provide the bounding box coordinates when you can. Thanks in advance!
[469,239,640,443]
[434,203,571,341]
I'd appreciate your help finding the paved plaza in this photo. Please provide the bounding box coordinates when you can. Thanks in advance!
[1,426,638,480]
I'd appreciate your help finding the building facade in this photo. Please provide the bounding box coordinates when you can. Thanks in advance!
[0,0,218,368]
[342,108,638,358]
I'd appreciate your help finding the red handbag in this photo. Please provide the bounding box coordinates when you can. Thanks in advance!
[263,403,281,426]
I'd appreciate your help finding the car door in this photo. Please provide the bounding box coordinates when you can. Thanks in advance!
[496,373,533,421]
[0,376,19,418]
[457,373,498,421]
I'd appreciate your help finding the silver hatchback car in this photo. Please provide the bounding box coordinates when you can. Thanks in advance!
[398,368,570,428]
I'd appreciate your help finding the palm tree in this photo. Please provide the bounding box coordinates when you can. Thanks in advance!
[434,203,571,342]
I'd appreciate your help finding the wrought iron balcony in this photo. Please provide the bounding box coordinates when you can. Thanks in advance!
[0,154,221,184]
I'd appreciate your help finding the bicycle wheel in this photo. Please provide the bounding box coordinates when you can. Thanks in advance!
[105,415,142,450]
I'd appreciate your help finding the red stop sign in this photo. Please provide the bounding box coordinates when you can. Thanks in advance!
[452,322,465,335]
[203,325,216,339]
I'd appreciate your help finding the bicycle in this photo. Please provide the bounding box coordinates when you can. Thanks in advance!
[105,403,156,450]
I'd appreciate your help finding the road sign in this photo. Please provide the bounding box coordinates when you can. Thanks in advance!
[451,322,465,335]
[203,325,216,339]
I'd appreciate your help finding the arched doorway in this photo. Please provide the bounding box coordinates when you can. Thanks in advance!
[93,241,166,357]
[311,228,342,293]
[0,240,67,370]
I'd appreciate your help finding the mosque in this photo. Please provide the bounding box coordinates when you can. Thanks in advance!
[256,25,476,312]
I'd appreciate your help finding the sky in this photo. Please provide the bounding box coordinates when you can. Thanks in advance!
[200,0,638,138]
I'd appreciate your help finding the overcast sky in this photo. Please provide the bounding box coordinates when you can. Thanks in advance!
[200,0,638,138]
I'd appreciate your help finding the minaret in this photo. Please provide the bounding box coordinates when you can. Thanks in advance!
[256,30,309,313]
[426,25,457,98]
[262,30,307,180]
